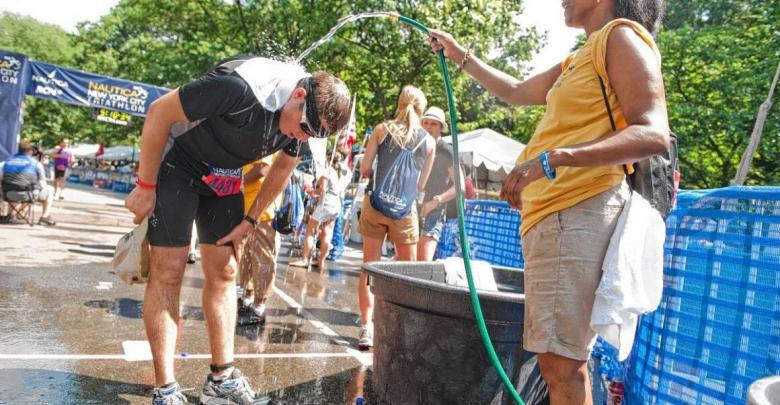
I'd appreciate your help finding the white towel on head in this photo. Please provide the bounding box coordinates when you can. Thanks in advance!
[234,57,310,112]
[591,192,666,361]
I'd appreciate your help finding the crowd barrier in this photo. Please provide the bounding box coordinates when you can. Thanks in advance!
[65,166,137,193]
[627,187,780,404]
[434,199,523,268]
[434,189,780,403]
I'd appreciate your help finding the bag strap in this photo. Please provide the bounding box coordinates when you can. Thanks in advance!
[410,131,428,153]
[598,76,616,132]
[598,75,632,177]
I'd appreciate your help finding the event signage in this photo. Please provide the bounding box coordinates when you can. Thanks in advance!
[26,61,169,117]
[0,50,30,160]
[93,108,134,126]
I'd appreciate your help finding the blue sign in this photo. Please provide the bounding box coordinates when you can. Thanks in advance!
[26,61,169,117]
[0,50,30,160]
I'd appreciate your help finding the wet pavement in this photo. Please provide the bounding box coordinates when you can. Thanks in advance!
[0,184,377,404]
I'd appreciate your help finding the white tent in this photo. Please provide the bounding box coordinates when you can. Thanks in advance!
[442,128,525,190]
[95,145,140,161]
[44,143,101,158]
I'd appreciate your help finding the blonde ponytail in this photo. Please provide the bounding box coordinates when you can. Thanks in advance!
[385,85,427,148]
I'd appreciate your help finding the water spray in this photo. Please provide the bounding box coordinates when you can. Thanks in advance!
[298,12,526,405]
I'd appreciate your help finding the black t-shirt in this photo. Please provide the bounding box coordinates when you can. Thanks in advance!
[423,138,454,203]
[163,63,309,178]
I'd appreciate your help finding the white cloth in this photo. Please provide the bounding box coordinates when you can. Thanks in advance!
[113,218,150,284]
[591,192,666,361]
[441,257,498,292]
[233,57,310,112]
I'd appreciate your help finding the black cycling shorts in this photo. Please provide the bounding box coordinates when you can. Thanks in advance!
[147,162,244,247]
[54,169,67,179]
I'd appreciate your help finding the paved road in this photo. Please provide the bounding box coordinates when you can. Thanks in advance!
[0,183,376,404]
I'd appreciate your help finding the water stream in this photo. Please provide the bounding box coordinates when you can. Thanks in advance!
[296,12,393,63]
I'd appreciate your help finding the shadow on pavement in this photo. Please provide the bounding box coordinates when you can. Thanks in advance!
[67,248,114,258]
[83,298,205,321]
[61,241,116,250]
[0,368,166,404]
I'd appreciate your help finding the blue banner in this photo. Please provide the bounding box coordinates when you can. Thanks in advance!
[26,61,169,117]
[0,50,30,160]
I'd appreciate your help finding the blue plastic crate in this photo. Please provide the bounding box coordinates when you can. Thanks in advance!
[623,187,780,404]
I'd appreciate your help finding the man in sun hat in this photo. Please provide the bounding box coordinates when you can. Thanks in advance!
[123,55,351,405]
[417,106,464,261]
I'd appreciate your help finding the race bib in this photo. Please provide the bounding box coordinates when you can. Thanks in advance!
[202,166,242,197]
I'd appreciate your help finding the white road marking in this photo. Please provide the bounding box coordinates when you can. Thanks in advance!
[0,353,357,360]
[122,340,152,361]
[272,285,372,366]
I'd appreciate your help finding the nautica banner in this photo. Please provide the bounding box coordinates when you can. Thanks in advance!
[26,61,169,117]
[0,50,30,160]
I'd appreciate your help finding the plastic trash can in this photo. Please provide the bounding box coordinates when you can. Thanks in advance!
[363,261,529,405]
[748,376,780,405]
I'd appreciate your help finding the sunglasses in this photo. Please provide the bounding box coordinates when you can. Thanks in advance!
[299,79,329,138]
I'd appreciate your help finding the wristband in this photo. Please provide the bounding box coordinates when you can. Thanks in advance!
[135,178,157,190]
[210,362,234,373]
[243,215,258,228]
[540,151,556,180]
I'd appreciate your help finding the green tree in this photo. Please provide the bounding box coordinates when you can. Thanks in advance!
[74,0,543,144]
[659,1,780,187]
[0,12,140,148]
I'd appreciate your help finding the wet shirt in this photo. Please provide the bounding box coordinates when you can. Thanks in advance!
[163,64,309,186]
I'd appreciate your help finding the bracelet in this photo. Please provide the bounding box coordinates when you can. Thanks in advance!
[135,178,156,190]
[461,48,472,69]
[539,151,556,180]
[243,215,258,228]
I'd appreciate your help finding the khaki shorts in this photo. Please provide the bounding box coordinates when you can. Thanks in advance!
[239,221,280,303]
[521,182,629,361]
[358,195,419,245]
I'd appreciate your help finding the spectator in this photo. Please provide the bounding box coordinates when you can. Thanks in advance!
[356,85,435,350]
[51,138,72,200]
[0,141,56,225]
[416,106,464,261]
[236,154,282,325]
[429,1,669,403]
[290,150,352,270]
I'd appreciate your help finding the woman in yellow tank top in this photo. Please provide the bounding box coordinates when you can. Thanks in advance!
[430,1,670,403]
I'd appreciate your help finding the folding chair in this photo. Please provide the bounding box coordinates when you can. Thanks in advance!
[2,189,35,227]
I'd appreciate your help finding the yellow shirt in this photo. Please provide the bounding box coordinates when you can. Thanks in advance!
[243,154,280,221]
[517,19,660,236]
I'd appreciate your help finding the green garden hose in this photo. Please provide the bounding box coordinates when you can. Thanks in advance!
[391,12,526,405]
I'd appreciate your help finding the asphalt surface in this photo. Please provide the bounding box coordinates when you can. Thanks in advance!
[0,183,376,404]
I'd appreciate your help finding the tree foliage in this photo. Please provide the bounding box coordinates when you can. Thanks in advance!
[73,0,544,141]
[659,0,780,187]
[1,1,778,188]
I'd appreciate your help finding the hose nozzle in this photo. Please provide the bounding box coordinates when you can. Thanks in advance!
[388,12,400,21]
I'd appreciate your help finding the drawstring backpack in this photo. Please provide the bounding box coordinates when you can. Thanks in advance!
[370,133,427,219]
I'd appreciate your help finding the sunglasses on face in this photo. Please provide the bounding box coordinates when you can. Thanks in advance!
[300,102,322,138]
[299,79,330,139]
